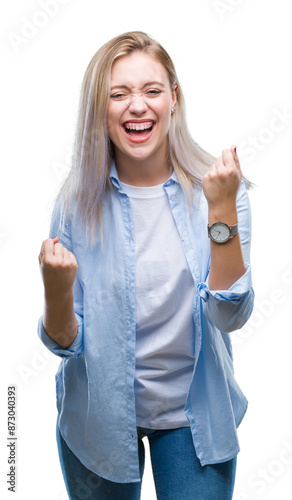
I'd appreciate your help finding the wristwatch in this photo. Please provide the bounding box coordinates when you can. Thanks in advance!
[207,221,239,243]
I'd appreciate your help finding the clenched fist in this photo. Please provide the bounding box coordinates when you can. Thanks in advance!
[39,236,78,301]
[203,146,242,212]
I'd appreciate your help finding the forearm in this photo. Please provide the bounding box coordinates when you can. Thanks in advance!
[43,289,78,349]
[208,204,246,290]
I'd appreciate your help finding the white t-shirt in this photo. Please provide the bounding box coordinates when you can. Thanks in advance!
[120,181,196,429]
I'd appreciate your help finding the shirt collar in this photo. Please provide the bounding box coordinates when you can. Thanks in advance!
[109,159,180,189]
[109,160,120,189]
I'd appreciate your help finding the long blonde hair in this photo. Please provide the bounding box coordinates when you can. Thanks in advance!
[58,31,216,241]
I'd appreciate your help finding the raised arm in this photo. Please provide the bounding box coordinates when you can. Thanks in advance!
[38,236,78,349]
[203,146,246,290]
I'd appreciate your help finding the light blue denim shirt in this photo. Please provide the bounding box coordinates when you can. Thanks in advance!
[38,162,254,483]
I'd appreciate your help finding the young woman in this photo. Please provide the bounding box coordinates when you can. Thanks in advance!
[38,31,254,499]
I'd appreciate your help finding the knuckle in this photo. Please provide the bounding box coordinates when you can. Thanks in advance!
[42,255,51,266]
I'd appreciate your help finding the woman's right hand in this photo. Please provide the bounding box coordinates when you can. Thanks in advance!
[38,236,78,302]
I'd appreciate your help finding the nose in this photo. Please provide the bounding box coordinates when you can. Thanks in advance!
[128,94,148,115]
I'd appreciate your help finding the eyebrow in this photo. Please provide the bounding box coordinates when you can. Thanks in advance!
[110,81,166,91]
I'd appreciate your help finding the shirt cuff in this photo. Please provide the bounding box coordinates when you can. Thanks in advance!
[37,314,83,358]
[198,264,252,303]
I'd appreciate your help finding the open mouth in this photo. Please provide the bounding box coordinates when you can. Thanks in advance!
[123,121,155,142]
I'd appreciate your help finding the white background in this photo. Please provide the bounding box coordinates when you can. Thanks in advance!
[1,0,292,498]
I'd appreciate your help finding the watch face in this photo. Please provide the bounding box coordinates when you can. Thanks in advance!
[210,222,230,243]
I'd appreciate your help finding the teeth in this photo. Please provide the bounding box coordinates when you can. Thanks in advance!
[124,122,153,131]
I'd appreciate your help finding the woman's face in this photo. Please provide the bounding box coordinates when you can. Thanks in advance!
[107,51,177,167]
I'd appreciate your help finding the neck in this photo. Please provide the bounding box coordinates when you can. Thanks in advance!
[114,147,172,187]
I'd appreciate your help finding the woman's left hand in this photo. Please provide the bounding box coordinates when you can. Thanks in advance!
[202,146,242,212]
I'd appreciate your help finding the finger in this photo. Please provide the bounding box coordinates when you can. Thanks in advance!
[66,250,78,269]
[54,243,76,267]
[215,155,224,171]
[54,242,66,260]
[39,240,46,259]
[38,243,45,265]
[40,238,55,259]
[230,145,241,172]
[39,238,59,265]
[222,149,235,168]
[222,149,242,180]
[52,236,59,245]
[203,162,217,183]
[209,155,228,179]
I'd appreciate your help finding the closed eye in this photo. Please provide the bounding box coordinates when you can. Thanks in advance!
[146,89,162,96]
[109,89,162,100]
[110,93,127,99]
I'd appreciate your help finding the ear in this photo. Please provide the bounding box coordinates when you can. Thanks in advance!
[172,83,178,107]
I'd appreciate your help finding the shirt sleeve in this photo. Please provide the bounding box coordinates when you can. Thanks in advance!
[37,313,84,358]
[37,198,84,358]
[197,181,255,333]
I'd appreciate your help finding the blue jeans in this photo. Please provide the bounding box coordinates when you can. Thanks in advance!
[56,424,236,500]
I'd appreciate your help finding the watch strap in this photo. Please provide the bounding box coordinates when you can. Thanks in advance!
[230,223,239,237]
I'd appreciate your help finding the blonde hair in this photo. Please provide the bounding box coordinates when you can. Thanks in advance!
[58,31,217,242]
